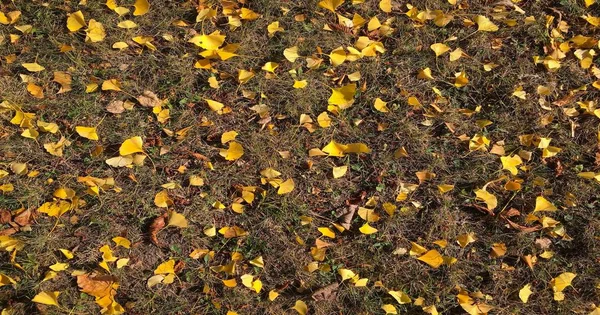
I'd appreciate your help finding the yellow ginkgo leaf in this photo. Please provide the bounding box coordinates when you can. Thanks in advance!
[116,258,129,269]
[154,259,175,275]
[147,274,164,288]
[269,290,280,301]
[328,84,356,109]
[454,71,469,87]
[358,208,380,222]
[382,304,398,314]
[120,136,144,156]
[519,284,533,303]
[252,279,262,293]
[379,0,392,13]
[189,31,225,50]
[204,225,216,237]
[37,121,59,133]
[317,112,331,128]
[417,249,444,268]
[0,273,16,287]
[417,68,434,80]
[154,190,172,208]
[220,141,244,161]
[490,243,507,258]
[112,236,131,249]
[223,278,237,288]
[354,278,369,287]
[168,211,188,228]
[339,268,356,281]
[277,178,295,194]
[261,62,279,73]
[551,272,576,293]
[85,19,106,43]
[318,227,336,238]
[117,20,138,29]
[456,232,477,248]
[430,43,450,57]
[49,262,69,271]
[437,184,454,194]
[284,46,299,62]
[267,21,284,35]
[332,166,348,178]
[76,126,99,141]
[318,0,343,13]
[330,47,346,66]
[322,140,348,157]
[105,156,133,167]
[500,155,522,175]
[133,0,150,16]
[449,48,464,61]
[205,99,223,113]
[474,15,499,32]
[241,274,254,288]
[534,196,557,212]
[27,83,44,99]
[238,69,255,84]
[293,300,308,315]
[67,10,86,32]
[249,256,264,268]
[240,8,260,20]
[221,131,238,144]
[374,98,389,113]
[59,249,74,260]
[359,223,378,235]
[293,80,308,89]
[22,62,45,72]
[115,6,130,16]
[102,79,121,91]
[388,290,411,304]
[32,291,61,307]
[475,189,497,210]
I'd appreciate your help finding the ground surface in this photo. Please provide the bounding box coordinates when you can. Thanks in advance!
[1,0,600,314]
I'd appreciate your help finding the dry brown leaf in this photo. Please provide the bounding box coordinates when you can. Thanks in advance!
[13,209,32,226]
[504,218,542,233]
[0,210,10,224]
[77,273,119,298]
[149,212,168,246]
[137,90,161,107]
[337,204,357,230]
[106,100,125,114]
[535,238,552,249]
[312,283,339,301]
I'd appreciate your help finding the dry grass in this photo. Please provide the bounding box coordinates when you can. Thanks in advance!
[1,0,600,314]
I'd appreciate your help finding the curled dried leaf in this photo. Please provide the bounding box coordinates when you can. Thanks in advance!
[148,212,168,246]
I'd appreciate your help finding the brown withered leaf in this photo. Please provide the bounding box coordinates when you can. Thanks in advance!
[504,218,542,233]
[337,204,357,230]
[312,283,339,301]
[535,238,552,249]
[0,210,11,224]
[149,212,168,246]
[137,90,161,107]
[503,208,520,218]
[173,260,185,273]
[13,209,32,226]
[77,273,119,298]
[552,92,581,107]
[106,100,125,114]
[0,227,18,236]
